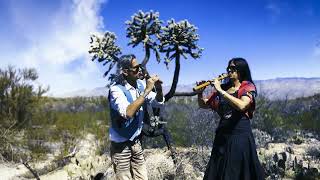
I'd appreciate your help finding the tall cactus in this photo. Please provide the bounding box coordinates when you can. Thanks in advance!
[158,19,203,101]
[89,10,204,166]
[89,11,203,100]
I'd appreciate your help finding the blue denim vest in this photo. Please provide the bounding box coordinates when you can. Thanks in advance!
[108,80,145,142]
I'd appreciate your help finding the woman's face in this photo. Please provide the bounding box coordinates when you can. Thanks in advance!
[227,62,239,80]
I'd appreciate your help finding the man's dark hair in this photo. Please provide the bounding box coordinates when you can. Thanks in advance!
[117,54,136,70]
[108,54,136,86]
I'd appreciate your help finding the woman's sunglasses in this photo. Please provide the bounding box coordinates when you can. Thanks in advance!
[226,66,237,73]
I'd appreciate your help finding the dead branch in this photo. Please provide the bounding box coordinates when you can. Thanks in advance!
[173,91,198,97]
[22,161,40,180]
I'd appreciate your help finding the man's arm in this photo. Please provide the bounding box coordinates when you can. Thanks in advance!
[125,92,148,119]
[126,77,158,118]
[145,77,165,108]
[110,88,150,120]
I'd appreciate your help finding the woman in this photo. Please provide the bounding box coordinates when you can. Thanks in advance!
[197,58,265,180]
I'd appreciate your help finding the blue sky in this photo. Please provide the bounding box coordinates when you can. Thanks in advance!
[0,0,319,96]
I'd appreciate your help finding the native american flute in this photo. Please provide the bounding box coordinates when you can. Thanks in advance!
[193,73,229,91]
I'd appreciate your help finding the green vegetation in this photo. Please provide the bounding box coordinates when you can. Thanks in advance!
[0,66,48,161]
[253,95,320,134]
[0,66,110,162]
[25,98,110,160]
[161,94,320,147]
[1,66,319,164]
[167,110,189,147]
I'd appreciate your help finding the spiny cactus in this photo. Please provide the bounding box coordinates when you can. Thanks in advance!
[89,31,122,77]
[126,10,162,48]
[126,10,163,65]
[89,11,204,100]
[159,19,204,67]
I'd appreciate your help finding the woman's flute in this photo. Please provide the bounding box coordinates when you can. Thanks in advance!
[193,73,229,91]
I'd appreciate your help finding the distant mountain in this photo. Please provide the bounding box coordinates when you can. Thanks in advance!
[255,77,320,100]
[56,87,108,98]
[55,77,320,100]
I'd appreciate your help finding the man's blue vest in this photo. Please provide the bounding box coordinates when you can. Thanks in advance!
[108,81,145,140]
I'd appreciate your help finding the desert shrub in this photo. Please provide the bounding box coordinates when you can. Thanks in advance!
[252,94,320,137]
[306,146,320,160]
[0,66,48,162]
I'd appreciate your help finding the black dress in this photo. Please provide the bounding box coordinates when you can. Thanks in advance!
[203,90,265,180]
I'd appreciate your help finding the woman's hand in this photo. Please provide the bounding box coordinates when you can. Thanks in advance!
[195,80,207,94]
[212,78,222,93]
[212,74,228,93]
[196,80,210,109]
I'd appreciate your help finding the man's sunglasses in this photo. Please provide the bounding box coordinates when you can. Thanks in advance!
[128,64,143,73]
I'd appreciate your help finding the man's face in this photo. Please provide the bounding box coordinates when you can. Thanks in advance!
[126,58,142,81]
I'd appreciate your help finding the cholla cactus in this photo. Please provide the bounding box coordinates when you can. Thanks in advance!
[158,19,203,100]
[159,19,204,67]
[89,31,122,77]
[89,11,204,100]
[126,10,162,64]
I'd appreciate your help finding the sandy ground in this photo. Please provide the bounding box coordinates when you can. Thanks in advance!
[0,163,68,180]
[1,135,319,179]
[37,169,68,180]
[0,163,28,180]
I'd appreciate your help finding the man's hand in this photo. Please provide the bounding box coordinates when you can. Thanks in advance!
[145,75,160,94]
[125,75,160,119]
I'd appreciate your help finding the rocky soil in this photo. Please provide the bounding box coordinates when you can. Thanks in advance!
[1,132,319,180]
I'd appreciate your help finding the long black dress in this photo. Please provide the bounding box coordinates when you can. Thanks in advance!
[203,88,265,180]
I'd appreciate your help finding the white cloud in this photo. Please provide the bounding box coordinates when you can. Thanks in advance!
[314,47,320,57]
[265,2,281,23]
[266,3,281,15]
[3,0,108,96]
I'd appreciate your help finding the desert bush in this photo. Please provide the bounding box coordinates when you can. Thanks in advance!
[252,94,320,138]
[0,66,48,162]
[306,146,320,160]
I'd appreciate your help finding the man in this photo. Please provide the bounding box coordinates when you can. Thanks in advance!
[108,54,164,180]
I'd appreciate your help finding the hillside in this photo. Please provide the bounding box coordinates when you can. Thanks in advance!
[56,77,320,100]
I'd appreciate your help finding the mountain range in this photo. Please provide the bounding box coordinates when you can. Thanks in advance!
[55,77,320,100]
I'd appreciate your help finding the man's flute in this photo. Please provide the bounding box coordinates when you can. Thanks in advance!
[193,73,229,91]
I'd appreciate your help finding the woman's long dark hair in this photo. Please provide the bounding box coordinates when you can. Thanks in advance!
[228,58,254,83]
[222,57,257,94]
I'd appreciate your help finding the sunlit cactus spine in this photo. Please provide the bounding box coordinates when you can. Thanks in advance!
[89,31,122,77]
[125,10,163,66]
[159,19,203,67]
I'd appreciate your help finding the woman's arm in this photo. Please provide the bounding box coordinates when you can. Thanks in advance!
[212,78,253,112]
[196,81,211,109]
[219,91,252,112]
